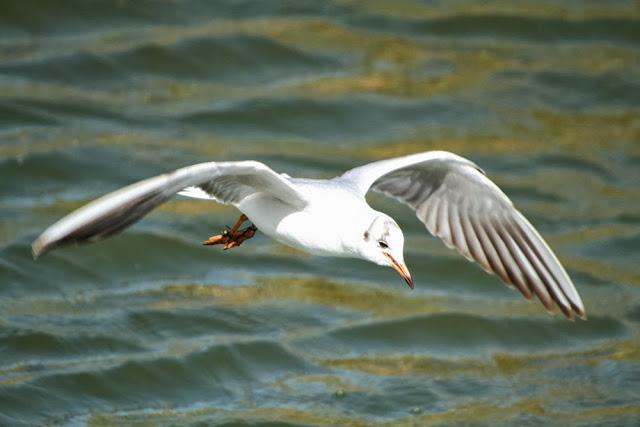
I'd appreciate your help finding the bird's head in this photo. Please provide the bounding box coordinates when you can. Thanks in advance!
[359,214,413,289]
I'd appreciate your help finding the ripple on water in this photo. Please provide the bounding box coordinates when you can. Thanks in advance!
[179,94,488,143]
[0,34,344,88]
[0,99,58,128]
[0,0,343,37]
[345,13,640,45]
[0,327,145,367]
[0,145,167,204]
[1,0,639,425]
[0,339,312,425]
[495,69,640,112]
[294,314,628,357]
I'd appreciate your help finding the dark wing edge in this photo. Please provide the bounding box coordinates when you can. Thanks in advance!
[32,161,306,258]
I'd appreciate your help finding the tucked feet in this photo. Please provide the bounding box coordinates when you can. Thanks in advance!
[202,214,258,250]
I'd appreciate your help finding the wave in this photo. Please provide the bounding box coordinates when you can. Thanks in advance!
[346,13,640,45]
[0,339,310,425]
[295,313,628,357]
[0,34,342,87]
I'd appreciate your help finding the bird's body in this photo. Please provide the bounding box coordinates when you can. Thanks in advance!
[240,179,372,257]
[33,151,586,319]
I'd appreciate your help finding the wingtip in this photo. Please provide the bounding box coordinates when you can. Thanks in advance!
[575,308,588,321]
[572,300,587,321]
[31,236,50,260]
[558,306,587,321]
[539,299,587,321]
[31,241,43,260]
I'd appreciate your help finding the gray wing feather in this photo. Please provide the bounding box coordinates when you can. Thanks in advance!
[341,151,585,319]
[32,161,306,257]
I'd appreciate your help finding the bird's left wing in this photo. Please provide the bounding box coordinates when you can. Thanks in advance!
[32,161,307,257]
[340,151,585,319]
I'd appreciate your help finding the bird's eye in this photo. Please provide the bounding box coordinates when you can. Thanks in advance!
[378,241,389,249]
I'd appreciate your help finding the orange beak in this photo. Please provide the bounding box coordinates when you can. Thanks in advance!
[384,252,414,289]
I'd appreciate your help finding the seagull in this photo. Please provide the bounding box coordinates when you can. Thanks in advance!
[32,151,585,319]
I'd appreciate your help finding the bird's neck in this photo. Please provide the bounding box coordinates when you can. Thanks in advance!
[335,207,381,259]
[275,200,377,259]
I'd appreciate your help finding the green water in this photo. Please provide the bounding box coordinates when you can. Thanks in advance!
[1,1,640,426]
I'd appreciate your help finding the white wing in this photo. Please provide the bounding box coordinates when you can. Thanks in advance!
[177,172,295,202]
[33,160,306,257]
[177,186,218,200]
[340,151,585,319]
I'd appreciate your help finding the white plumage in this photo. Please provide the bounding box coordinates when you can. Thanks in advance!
[32,151,586,319]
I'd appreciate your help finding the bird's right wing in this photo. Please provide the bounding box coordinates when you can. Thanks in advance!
[32,161,307,257]
[340,151,585,319]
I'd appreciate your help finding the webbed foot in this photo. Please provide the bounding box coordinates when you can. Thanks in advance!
[202,214,257,249]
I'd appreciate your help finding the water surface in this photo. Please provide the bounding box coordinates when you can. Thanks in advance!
[1,1,639,426]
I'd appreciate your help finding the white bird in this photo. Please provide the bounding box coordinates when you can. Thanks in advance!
[32,151,585,319]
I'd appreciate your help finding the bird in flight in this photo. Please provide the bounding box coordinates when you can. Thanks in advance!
[32,151,585,319]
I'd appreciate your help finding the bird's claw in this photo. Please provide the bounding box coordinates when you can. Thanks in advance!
[202,225,257,250]
[201,233,228,246]
[202,226,232,246]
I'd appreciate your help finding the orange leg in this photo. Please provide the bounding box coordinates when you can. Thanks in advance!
[202,214,257,250]
[222,224,257,250]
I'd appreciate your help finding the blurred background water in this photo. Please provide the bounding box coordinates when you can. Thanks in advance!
[1,1,639,426]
